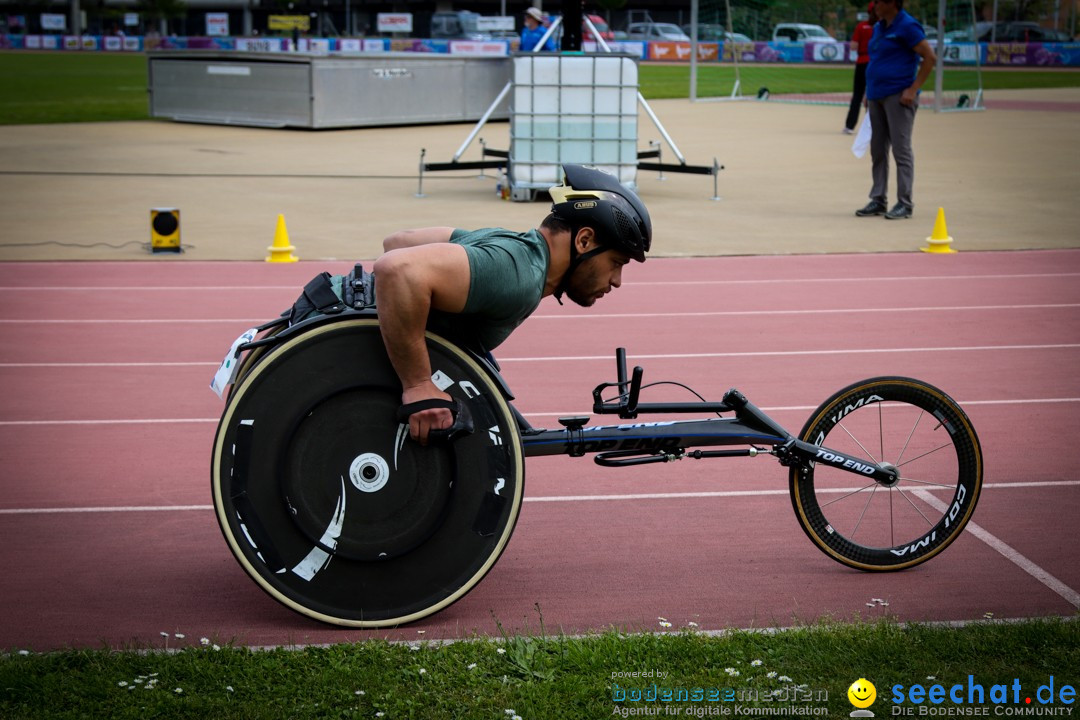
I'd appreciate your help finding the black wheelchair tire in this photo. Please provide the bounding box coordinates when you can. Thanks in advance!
[212,317,525,627]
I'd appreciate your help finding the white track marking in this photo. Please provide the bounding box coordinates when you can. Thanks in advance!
[1,271,1078,292]
[0,318,265,324]
[1,344,1079,369]
[2,302,1079,325]
[1,481,1075,515]
[0,286,299,291]
[0,362,219,368]
[0,418,220,426]
[528,304,1080,320]
[495,345,1080,363]
[1,398,1078,426]
[914,490,1080,609]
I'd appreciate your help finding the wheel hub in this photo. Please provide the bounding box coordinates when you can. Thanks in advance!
[877,462,901,488]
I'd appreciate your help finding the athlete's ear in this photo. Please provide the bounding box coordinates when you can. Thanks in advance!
[575,226,597,252]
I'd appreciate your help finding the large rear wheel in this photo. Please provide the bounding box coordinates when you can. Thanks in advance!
[212,318,524,626]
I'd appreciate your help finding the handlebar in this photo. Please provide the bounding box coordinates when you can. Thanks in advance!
[592,347,732,418]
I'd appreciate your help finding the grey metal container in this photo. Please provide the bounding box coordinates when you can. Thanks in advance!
[148,51,511,129]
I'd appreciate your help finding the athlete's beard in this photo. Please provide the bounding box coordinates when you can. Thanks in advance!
[563,266,599,307]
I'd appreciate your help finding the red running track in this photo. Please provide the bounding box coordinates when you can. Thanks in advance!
[1,250,1078,651]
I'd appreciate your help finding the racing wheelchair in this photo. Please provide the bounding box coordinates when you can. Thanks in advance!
[211,268,983,627]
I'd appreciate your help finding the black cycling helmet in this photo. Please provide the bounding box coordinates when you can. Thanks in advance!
[549,164,652,262]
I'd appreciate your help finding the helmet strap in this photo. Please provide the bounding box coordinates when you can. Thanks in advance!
[553,227,608,305]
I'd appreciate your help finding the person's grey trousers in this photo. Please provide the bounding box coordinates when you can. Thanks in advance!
[868,92,918,209]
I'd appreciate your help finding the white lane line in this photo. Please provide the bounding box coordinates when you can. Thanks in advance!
[1,481,1075,515]
[529,304,1080,320]
[496,345,1080,363]
[0,362,219,368]
[2,345,1079,369]
[2,303,1079,325]
[533,480,1079,503]
[1,272,1078,292]
[0,318,263,324]
[1,398,1078,426]
[522,398,1080,418]
[0,418,221,426]
[632,272,1080,286]
[0,505,215,515]
[0,286,299,291]
[914,490,1080,609]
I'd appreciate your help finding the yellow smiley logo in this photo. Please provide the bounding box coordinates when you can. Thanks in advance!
[848,678,877,708]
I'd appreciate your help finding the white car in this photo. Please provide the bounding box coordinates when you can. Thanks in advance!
[772,23,837,43]
[626,22,691,41]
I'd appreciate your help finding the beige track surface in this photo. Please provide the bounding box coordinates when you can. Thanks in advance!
[1,87,1077,262]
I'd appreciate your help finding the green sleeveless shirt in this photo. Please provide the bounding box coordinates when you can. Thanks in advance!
[429,227,550,352]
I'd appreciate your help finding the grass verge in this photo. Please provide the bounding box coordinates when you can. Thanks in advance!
[1,617,1077,719]
[641,64,1080,98]
[1,51,1079,124]
[0,52,149,124]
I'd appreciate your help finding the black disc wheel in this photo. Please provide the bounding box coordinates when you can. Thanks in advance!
[790,377,982,571]
[212,318,524,626]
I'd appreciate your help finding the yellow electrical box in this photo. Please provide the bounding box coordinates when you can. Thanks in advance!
[150,208,181,253]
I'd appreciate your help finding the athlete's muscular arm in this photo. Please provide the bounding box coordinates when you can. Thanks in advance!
[383,227,456,252]
[372,242,471,444]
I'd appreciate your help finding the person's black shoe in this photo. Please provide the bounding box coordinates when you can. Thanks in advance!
[884,203,913,220]
[855,201,887,217]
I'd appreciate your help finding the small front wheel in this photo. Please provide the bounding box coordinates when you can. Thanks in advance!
[790,377,982,571]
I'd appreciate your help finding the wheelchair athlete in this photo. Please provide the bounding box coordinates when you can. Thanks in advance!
[374,163,653,445]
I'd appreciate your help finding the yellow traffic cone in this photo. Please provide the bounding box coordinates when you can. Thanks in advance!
[920,207,956,254]
[266,214,299,263]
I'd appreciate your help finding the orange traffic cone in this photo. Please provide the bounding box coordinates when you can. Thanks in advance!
[921,207,956,254]
[266,214,298,263]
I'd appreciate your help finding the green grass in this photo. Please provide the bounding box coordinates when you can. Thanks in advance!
[0,52,149,124]
[1,618,1078,719]
[641,64,1080,98]
[0,51,1078,124]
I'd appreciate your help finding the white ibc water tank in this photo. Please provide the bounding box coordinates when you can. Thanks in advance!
[510,53,639,195]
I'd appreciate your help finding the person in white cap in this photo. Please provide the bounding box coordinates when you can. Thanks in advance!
[521,6,556,51]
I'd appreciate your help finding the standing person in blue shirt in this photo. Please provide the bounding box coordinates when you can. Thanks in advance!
[854,0,936,220]
[521,7,556,52]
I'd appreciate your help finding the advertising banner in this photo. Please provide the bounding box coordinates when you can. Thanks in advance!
[766,41,806,63]
[606,40,645,58]
[721,41,755,62]
[376,13,412,33]
[696,42,720,61]
[296,38,330,53]
[268,15,309,31]
[648,41,693,61]
[449,40,507,56]
[236,37,285,52]
[985,41,1079,66]
[809,41,850,62]
[476,16,514,32]
[206,13,229,37]
[41,13,66,31]
[390,38,446,53]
